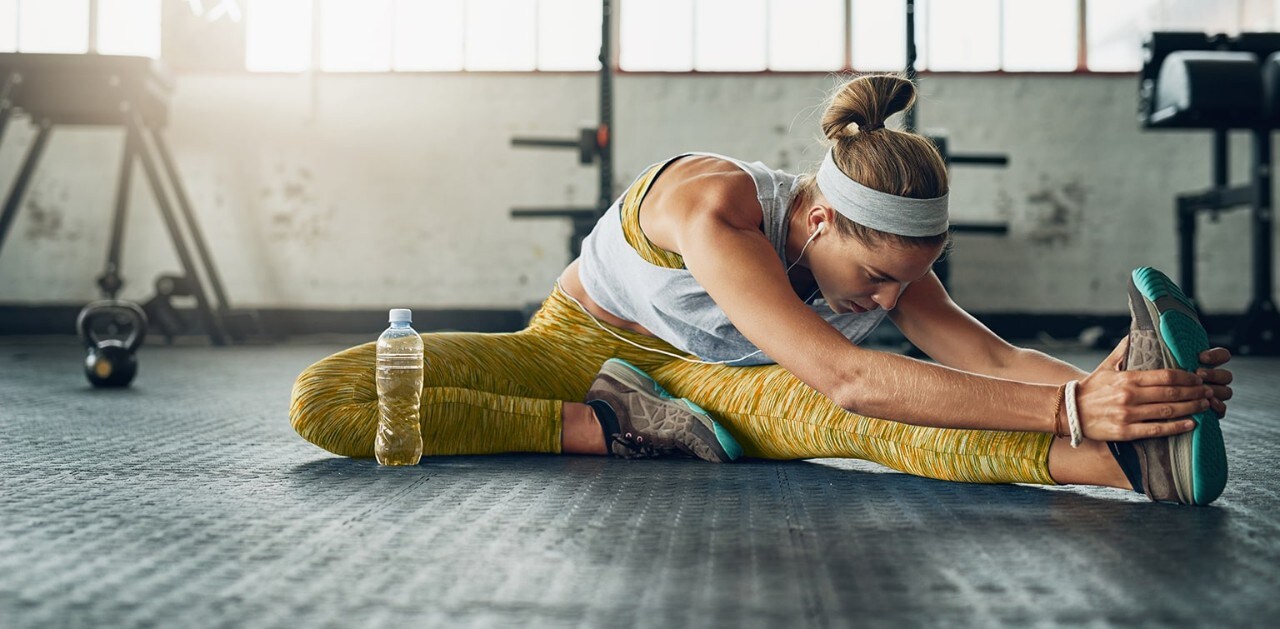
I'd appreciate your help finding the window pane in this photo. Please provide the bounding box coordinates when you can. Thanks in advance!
[621,0,692,71]
[852,0,918,71]
[246,0,313,72]
[394,0,463,71]
[321,0,392,71]
[0,0,16,52]
[466,0,535,70]
[694,0,765,71]
[1086,0,1157,72]
[926,0,999,71]
[1240,0,1276,31]
[1003,0,1075,71]
[539,0,601,71]
[19,0,89,53]
[1156,0,1237,34]
[770,0,842,71]
[97,0,161,58]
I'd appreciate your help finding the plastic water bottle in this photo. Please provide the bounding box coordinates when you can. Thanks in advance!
[375,308,424,466]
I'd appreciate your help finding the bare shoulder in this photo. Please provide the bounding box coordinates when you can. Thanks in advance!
[641,156,764,253]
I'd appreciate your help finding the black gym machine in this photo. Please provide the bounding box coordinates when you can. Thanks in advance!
[0,51,256,386]
[1140,32,1280,355]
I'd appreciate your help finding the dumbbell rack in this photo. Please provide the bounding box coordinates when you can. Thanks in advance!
[0,53,255,346]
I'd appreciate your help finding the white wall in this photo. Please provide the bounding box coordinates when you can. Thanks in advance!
[0,72,1265,315]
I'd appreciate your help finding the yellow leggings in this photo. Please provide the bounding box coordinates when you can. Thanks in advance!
[290,284,1057,485]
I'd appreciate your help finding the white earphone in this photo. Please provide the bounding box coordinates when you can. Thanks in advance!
[785,221,823,274]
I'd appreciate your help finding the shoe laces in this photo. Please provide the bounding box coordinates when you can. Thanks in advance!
[610,431,666,459]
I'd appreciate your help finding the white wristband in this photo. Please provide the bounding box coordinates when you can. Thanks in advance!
[1065,380,1083,448]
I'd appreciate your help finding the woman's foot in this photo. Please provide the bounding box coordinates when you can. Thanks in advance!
[1115,267,1227,505]
[584,358,743,463]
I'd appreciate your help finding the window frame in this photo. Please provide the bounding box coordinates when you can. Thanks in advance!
[0,0,1195,76]
[247,0,1139,77]
[614,0,1136,77]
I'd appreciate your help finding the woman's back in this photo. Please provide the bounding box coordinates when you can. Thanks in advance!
[571,151,889,366]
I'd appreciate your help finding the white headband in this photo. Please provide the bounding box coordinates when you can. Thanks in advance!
[815,149,949,237]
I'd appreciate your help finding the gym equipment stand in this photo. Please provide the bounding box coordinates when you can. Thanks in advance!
[1141,32,1280,355]
[0,53,257,345]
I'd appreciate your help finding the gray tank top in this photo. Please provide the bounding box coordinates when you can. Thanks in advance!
[578,151,888,366]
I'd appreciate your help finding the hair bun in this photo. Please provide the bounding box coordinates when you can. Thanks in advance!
[821,74,916,141]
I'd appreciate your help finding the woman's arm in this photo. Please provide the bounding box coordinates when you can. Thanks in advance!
[888,272,1087,384]
[891,272,1234,417]
[673,189,1208,440]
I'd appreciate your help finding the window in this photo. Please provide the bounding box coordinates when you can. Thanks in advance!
[465,0,536,71]
[320,0,393,72]
[0,0,160,57]
[770,0,843,71]
[620,0,692,71]
[249,0,601,72]
[246,0,311,72]
[694,0,766,71]
[0,0,16,52]
[621,0,843,72]
[1085,0,1158,72]
[1084,0,1278,72]
[539,0,603,71]
[1003,0,1077,72]
[233,0,1280,74]
[97,0,161,58]
[923,0,1001,72]
[394,0,464,71]
[0,0,1267,74]
[19,0,89,54]
[620,0,1069,72]
[851,0,914,72]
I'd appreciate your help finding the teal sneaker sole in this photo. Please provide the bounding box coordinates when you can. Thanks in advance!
[605,358,744,461]
[681,398,745,462]
[1131,267,1227,505]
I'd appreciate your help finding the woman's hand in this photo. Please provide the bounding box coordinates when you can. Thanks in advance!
[1072,336,1214,442]
[1196,347,1234,418]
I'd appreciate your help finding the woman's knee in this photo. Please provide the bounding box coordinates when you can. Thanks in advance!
[289,344,379,458]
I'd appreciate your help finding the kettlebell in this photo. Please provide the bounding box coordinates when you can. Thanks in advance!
[76,300,148,388]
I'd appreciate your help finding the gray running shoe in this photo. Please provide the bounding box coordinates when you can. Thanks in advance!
[585,358,743,463]
[1115,267,1227,505]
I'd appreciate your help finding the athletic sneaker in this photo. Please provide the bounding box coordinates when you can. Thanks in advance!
[584,358,743,463]
[1111,266,1227,505]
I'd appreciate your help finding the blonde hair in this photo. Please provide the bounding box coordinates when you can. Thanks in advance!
[794,73,951,251]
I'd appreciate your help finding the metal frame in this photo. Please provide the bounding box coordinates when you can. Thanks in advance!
[1175,127,1279,355]
[0,55,240,346]
[508,0,615,260]
[1142,32,1280,355]
[125,109,229,345]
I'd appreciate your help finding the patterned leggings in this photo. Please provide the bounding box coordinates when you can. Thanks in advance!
[289,285,1056,485]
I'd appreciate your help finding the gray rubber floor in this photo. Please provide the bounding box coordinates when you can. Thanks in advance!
[1,338,1277,628]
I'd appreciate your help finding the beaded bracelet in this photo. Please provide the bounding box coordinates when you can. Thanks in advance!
[1052,383,1068,438]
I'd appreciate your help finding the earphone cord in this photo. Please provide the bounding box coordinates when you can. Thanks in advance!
[557,226,823,366]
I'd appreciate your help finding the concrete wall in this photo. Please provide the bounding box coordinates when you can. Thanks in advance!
[0,72,1266,316]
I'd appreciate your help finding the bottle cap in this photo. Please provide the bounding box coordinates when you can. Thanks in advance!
[388,308,412,323]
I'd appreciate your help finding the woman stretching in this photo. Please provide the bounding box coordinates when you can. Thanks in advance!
[291,74,1235,506]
